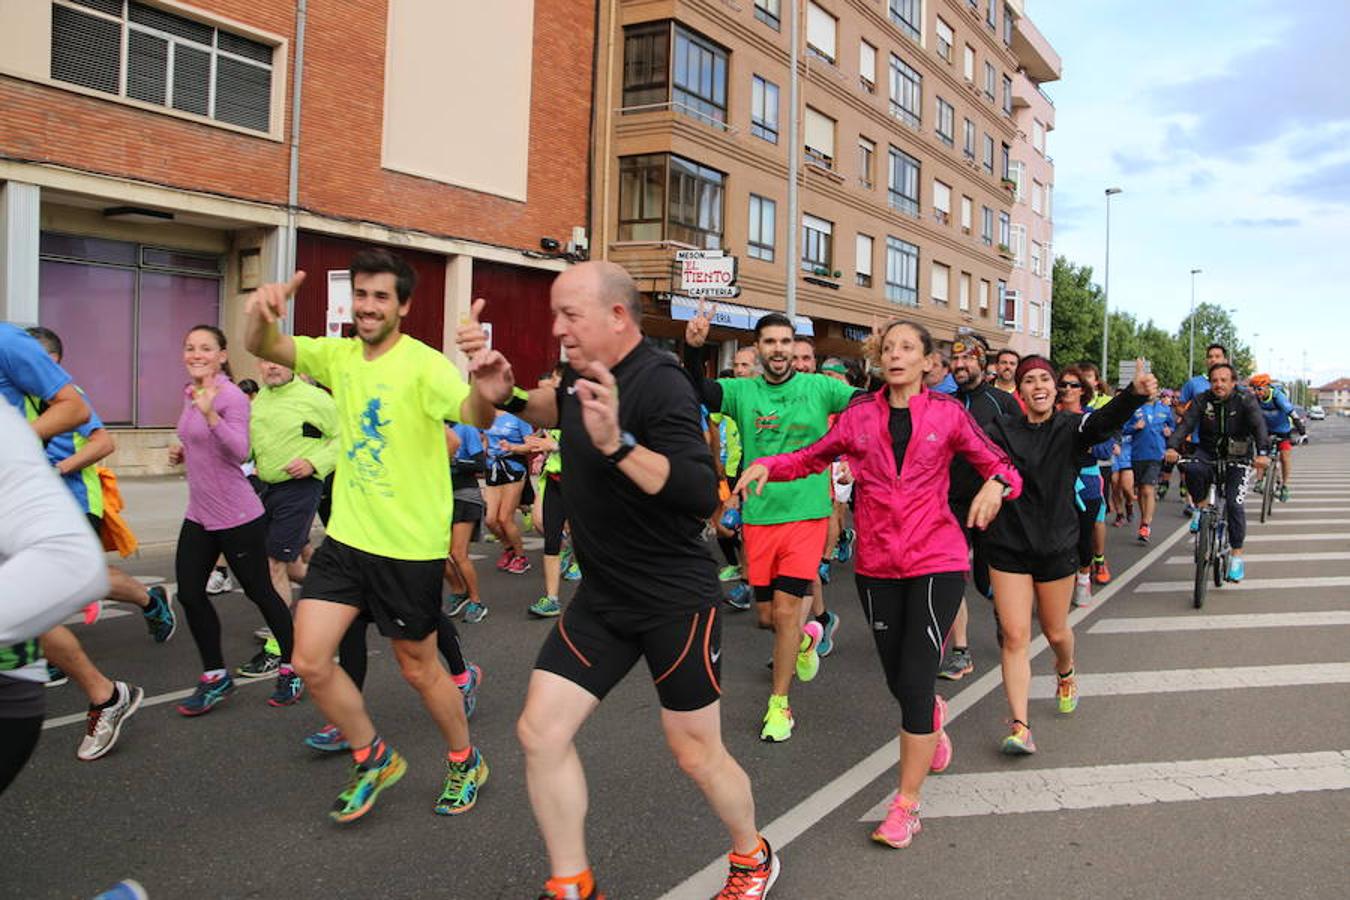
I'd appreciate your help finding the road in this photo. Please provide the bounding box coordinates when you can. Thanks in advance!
[6,418,1348,899]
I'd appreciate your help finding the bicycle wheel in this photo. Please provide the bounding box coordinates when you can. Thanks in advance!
[1213,518,1227,589]
[1260,466,1275,523]
[1193,514,1212,609]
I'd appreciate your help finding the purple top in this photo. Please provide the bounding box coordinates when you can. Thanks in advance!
[178,374,263,531]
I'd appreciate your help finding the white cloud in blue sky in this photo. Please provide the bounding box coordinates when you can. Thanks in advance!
[1032,0,1350,387]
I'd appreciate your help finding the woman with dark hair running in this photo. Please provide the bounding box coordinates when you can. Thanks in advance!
[1054,365,1110,609]
[169,325,301,714]
[981,356,1156,754]
[737,319,1021,850]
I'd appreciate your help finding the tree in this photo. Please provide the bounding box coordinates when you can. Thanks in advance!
[1175,303,1254,378]
[1050,256,1105,368]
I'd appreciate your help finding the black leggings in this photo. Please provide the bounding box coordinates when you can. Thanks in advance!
[337,614,467,690]
[175,517,294,670]
[1183,459,1252,549]
[543,476,567,557]
[0,715,42,796]
[855,572,965,734]
[1077,498,1102,568]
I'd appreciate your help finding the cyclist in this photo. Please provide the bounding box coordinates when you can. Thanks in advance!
[1248,374,1304,501]
[1164,363,1271,582]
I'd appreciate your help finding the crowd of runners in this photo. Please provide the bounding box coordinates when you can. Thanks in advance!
[1,250,1303,899]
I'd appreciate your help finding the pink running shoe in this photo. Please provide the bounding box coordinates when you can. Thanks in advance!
[872,794,921,848]
[495,549,513,571]
[929,695,953,773]
[506,554,532,575]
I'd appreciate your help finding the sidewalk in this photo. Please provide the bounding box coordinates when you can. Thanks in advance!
[117,475,189,550]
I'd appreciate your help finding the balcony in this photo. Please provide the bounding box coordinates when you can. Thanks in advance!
[1012,13,1062,84]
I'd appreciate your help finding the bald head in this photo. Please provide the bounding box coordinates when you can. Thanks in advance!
[554,261,642,323]
[552,261,644,370]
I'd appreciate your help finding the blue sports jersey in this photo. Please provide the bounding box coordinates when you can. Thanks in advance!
[485,412,531,474]
[0,323,71,413]
[1129,401,1175,461]
[452,422,483,463]
[35,388,105,513]
[1257,387,1296,435]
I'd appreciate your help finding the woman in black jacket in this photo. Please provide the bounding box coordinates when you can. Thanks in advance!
[983,356,1156,755]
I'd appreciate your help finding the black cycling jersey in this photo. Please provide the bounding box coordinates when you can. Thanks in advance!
[1166,389,1270,460]
[949,383,1020,511]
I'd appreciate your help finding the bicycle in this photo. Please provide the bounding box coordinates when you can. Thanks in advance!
[1259,453,1283,524]
[1181,457,1241,610]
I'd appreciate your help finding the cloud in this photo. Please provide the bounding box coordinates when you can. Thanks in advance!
[1228,217,1301,228]
[1189,169,1216,189]
[1112,151,1163,176]
[1284,158,1350,205]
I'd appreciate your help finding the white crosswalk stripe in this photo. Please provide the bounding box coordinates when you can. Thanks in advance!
[1136,576,1350,593]
[1088,612,1350,633]
[1240,533,1350,543]
[1026,663,1350,696]
[1163,551,1350,564]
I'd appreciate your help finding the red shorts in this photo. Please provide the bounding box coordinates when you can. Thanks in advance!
[743,519,830,588]
[1277,438,1293,452]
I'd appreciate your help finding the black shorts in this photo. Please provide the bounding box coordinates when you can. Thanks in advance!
[301,537,445,640]
[451,494,484,526]
[259,478,323,562]
[485,464,527,487]
[1132,458,1163,486]
[984,543,1077,583]
[534,597,722,712]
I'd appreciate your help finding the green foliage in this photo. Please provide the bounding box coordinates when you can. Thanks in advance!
[1177,303,1254,378]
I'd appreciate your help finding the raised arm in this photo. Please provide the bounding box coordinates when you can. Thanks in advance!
[738,411,853,498]
[454,297,558,429]
[1079,363,1156,450]
[681,301,726,411]
[243,272,303,368]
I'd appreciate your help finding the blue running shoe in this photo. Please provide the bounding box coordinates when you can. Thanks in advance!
[445,593,471,618]
[460,662,482,719]
[304,724,350,753]
[93,880,148,900]
[817,610,840,657]
[1227,557,1245,582]
[176,673,235,716]
[529,595,562,618]
[1189,510,1202,533]
[268,668,304,707]
[818,559,832,584]
[724,582,752,611]
[142,586,176,643]
[45,662,68,688]
[462,601,489,624]
[834,527,855,563]
[562,561,582,581]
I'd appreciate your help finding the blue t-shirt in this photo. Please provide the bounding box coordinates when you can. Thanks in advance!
[1179,375,1209,405]
[451,422,483,463]
[1111,431,1133,469]
[0,323,71,414]
[1257,388,1295,435]
[485,412,531,474]
[932,373,958,395]
[36,388,105,513]
[1129,401,1174,462]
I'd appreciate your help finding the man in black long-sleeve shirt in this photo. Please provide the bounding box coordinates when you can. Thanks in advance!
[457,262,779,900]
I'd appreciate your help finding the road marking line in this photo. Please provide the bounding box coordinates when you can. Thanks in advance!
[1028,663,1350,696]
[1163,551,1350,564]
[1136,576,1350,593]
[1089,612,1350,633]
[1250,518,1350,526]
[1262,507,1350,513]
[658,520,1196,899]
[1242,533,1350,543]
[858,750,1350,821]
[43,675,276,730]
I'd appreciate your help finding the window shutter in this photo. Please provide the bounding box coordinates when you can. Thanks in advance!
[171,44,211,116]
[933,181,951,213]
[127,30,168,105]
[859,41,876,82]
[806,3,836,58]
[804,107,835,158]
[855,234,872,276]
[215,56,271,131]
[51,5,122,95]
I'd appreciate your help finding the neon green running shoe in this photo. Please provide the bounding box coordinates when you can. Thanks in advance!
[795,621,823,683]
[717,565,742,583]
[760,696,794,742]
[1056,672,1079,715]
[435,747,489,815]
[330,749,407,824]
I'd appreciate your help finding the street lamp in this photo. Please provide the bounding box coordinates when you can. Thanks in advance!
[1188,268,1202,377]
[1100,188,1122,382]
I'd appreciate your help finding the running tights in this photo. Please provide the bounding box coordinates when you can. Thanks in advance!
[542,477,566,557]
[1077,498,1102,568]
[1183,460,1251,549]
[175,517,294,671]
[0,715,41,796]
[337,614,467,690]
[855,572,965,734]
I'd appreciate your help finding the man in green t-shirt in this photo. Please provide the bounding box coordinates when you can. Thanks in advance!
[244,249,486,824]
[685,306,856,742]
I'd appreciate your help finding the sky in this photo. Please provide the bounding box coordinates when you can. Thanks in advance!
[1029,0,1350,388]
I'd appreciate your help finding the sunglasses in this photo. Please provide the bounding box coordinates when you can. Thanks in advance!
[1057,381,1082,389]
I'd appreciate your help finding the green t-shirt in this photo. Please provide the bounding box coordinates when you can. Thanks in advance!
[294,334,471,560]
[718,373,855,524]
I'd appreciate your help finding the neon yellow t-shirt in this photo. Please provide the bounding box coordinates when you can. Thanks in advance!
[294,334,470,560]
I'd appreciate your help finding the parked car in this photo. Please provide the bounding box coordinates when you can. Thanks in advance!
[1308,405,1326,420]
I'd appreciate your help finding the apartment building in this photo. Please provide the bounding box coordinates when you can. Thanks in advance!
[592,0,1061,366]
[0,0,592,471]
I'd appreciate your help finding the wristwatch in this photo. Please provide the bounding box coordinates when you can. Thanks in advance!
[991,473,1014,498]
[494,386,530,415]
[606,431,638,466]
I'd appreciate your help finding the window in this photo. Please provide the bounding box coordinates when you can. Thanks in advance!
[856,234,874,287]
[984,61,996,101]
[960,195,973,231]
[1002,74,1013,115]
[1033,118,1046,154]
[981,205,993,246]
[932,180,952,225]
[858,137,876,189]
[885,236,919,304]
[998,211,1011,248]
[618,153,725,248]
[860,40,877,91]
[802,214,833,272]
[963,117,976,159]
[50,0,275,132]
[751,75,780,142]
[1029,300,1042,337]
[959,272,972,311]
[935,97,955,146]
[936,18,954,62]
[889,54,922,130]
[887,146,920,217]
[1010,223,1026,267]
[1004,4,1014,45]
[982,134,995,174]
[623,23,729,126]
[986,0,997,30]
[1008,159,1024,198]
[1001,142,1011,180]
[932,261,951,304]
[804,107,836,168]
[1030,240,1042,276]
[754,0,781,29]
[1043,241,1052,280]
[979,278,990,312]
[889,0,921,43]
[1000,280,1014,325]
[1031,179,1044,215]
[964,44,976,81]
[1045,184,1053,220]
[748,194,776,261]
[807,2,837,63]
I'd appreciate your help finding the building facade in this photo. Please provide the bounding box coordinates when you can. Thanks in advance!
[591,0,1061,366]
[0,0,593,471]
[1315,378,1350,413]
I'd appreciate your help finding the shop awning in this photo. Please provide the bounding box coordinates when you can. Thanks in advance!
[669,296,814,337]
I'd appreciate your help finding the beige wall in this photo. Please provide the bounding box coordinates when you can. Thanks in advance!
[382,0,535,201]
[0,0,51,81]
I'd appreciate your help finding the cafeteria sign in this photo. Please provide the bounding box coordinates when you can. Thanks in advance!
[677,249,739,299]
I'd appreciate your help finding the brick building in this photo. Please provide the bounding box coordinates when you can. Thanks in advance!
[0,0,593,471]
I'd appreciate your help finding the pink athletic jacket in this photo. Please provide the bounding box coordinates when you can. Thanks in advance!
[757,388,1022,580]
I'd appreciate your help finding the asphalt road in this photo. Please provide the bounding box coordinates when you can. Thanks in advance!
[6,418,1348,899]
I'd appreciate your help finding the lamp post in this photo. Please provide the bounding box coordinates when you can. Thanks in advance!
[1188,268,1202,377]
[1100,187,1122,382]
[785,0,800,318]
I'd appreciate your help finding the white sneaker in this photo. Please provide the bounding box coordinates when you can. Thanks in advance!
[77,682,144,761]
[1071,576,1093,609]
[206,569,234,594]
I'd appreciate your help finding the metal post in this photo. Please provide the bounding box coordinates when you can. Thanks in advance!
[1100,188,1121,381]
[785,0,800,319]
[1188,267,1201,377]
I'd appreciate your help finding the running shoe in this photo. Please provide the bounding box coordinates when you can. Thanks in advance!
[871,794,922,849]
[445,593,471,618]
[177,673,236,717]
[506,554,532,575]
[795,621,823,682]
[236,649,280,679]
[724,582,752,611]
[142,585,176,643]
[78,681,144,761]
[45,662,68,688]
[268,669,305,707]
[716,838,780,899]
[1156,483,1169,501]
[717,565,743,583]
[495,549,513,571]
[463,601,489,624]
[1227,557,1246,582]
[817,559,832,584]
[1183,503,1197,518]
[435,747,489,815]
[1071,577,1093,609]
[834,527,855,563]
[1093,559,1112,585]
[1056,672,1079,715]
[1278,484,1290,503]
[562,561,582,581]
[1112,514,1125,528]
[1126,505,1135,523]
[522,512,535,533]
[817,610,840,657]
[537,878,605,899]
[304,724,350,753]
[930,695,953,773]
[937,647,974,681]
[760,696,793,742]
[253,626,273,643]
[92,880,149,900]
[461,662,482,719]
[1001,720,1036,755]
[1189,510,1202,533]
[206,568,234,594]
[529,595,562,618]
[331,749,407,824]
[1137,524,1151,543]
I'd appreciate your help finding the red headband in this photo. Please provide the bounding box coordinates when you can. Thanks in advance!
[1015,356,1056,385]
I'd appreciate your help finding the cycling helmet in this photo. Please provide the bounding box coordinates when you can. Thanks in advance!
[1249,373,1272,389]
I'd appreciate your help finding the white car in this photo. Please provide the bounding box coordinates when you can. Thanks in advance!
[1308,405,1326,420]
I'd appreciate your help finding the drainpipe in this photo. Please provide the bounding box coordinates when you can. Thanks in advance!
[785,0,799,318]
[282,0,307,328]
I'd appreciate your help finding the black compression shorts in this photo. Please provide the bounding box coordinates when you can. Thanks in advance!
[301,537,444,641]
[985,543,1077,583]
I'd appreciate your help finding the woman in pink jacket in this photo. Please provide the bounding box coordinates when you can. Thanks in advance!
[738,319,1021,850]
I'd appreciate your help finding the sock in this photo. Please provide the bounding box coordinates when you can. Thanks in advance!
[1058,667,1075,680]
[732,836,769,865]
[93,682,122,709]
[952,645,968,654]
[1093,555,1105,565]
[546,870,595,898]
[352,735,387,767]
[278,663,294,676]
[815,611,831,626]
[203,668,227,681]
[447,745,472,764]
[548,595,558,602]
[452,670,470,688]
[1077,571,1090,585]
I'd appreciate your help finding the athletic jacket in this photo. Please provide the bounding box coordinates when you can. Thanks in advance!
[949,382,1020,512]
[756,388,1022,580]
[1167,389,1270,460]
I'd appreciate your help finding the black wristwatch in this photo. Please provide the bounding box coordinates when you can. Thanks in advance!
[494,386,530,415]
[606,431,637,466]
[991,473,1014,498]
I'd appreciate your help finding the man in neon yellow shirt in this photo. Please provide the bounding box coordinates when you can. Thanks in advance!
[244,249,486,824]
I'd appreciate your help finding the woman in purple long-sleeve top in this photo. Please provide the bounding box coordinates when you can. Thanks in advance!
[169,325,302,715]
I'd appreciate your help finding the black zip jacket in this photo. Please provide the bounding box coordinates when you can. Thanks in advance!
[950,382,1021,512]
[1167,389,1270,460]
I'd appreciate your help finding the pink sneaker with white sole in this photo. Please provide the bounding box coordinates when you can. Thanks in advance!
[871,793,921,848]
